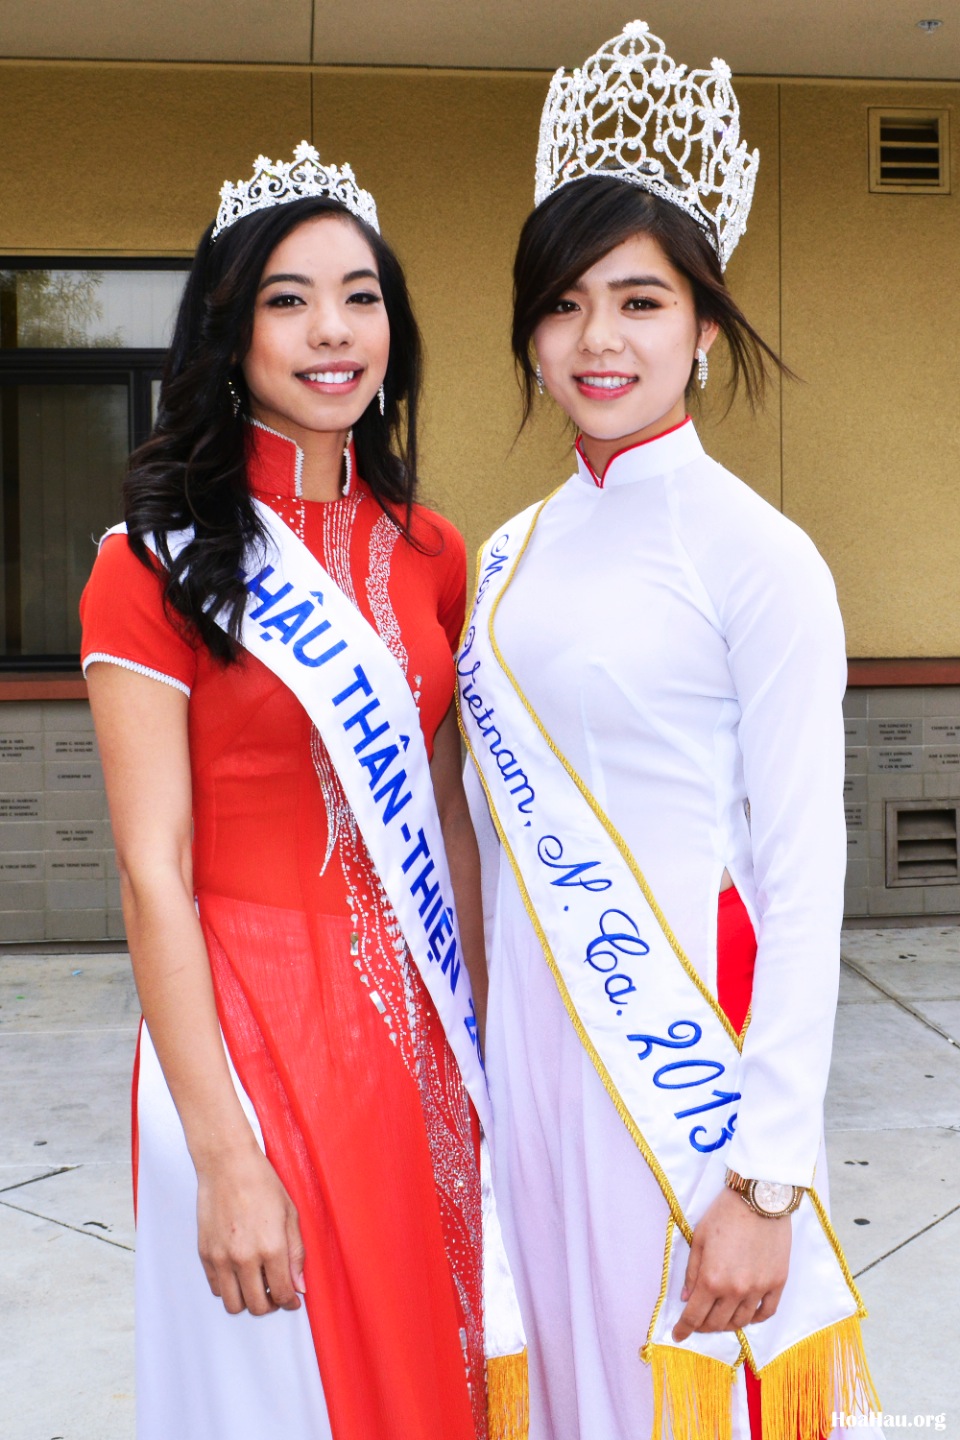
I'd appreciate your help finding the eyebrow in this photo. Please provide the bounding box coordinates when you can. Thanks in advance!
[258,267,380,291]
[567,274,675,294]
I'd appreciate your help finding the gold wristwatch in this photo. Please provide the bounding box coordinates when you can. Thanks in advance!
[725,1169,804,1218]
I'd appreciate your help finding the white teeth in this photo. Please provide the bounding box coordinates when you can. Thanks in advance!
[580,375,632,390]
[304,371,357,384]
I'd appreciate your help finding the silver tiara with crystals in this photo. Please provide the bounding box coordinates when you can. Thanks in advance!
[212,141,380,241]
[534,21,758,270]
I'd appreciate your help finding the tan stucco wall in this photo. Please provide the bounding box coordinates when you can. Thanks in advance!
[2,62,958,654]
[780,82,960,657]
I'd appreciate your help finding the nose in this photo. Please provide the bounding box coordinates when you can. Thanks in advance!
[306,298,354,349]
[578,301,625,359]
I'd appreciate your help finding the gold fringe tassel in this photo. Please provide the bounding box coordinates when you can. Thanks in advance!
[755,1316,881,1440]
[487,1348,529,1440]
[642,1343,736,1440]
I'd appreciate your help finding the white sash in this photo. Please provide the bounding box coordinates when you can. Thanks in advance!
[105,505,490,1132]
[459,499,876,1437]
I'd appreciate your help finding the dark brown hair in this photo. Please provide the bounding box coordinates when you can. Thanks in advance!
[512,176,789,424]
[124,197,423,663]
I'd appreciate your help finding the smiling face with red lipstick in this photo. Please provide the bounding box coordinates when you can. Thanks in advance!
[532,230,718,478]
[242,213,390,472]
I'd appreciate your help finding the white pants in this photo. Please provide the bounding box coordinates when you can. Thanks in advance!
[134,1025,333,1440]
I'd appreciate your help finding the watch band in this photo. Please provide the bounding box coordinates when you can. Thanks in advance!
[725,1169,804,1218]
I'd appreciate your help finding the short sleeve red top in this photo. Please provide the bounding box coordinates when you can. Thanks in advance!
[80,423,467,916]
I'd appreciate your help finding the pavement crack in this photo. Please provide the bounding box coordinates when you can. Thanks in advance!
[853,1199,960,1279]
[0,1166,76,1194]
[840,955,960,1050]
[0,1196,134,1251]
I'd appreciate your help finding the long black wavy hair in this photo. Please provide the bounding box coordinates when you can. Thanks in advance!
[512,176,790,426]
[124,196,423,663]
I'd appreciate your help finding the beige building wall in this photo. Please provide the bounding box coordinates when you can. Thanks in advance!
[780,81,960,658]
[1,61,959,654]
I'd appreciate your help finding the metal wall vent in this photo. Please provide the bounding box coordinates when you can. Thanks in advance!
[869,109,950,194]
[886,801,959,887]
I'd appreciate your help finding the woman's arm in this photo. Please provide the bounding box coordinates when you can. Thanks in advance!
[673,506,847,1341]
[88,662,305,1316]
[431,702,489,1047]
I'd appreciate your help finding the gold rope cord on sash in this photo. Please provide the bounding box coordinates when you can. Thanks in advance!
[639,1218,738,1440]
[487,1349,530,1440]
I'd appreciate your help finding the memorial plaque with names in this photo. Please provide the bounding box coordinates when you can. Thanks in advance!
[927,720,960,744]
[52,738,96,757]
[48,858,104,875]
[872,719,922,746]
[0,857,41,876]
[0,735,40,761]
[48,767,98,788]
[0,795,41,819]
[925,749,960,771]
[874,748,919,772]
[52,826,97,848]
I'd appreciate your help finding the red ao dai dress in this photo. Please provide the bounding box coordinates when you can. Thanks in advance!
[80,422,486,1440]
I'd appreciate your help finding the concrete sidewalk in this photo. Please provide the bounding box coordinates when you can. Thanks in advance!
[1,931,959,1439]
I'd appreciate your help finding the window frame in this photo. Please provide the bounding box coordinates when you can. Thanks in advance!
[0,257,189,672]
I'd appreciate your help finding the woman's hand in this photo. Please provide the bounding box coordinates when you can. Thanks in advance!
[671,1186,791,1342]
[196,1141,306,1316]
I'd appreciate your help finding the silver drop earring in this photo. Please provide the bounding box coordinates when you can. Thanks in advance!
[227,376,242,415]
[696,347,709,391]
[378,383,386,417]
[343,429,353,494]
[535,364,545,396]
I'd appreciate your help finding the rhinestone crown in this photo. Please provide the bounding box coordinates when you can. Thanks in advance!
[212,140,380,241]
[534,21,758,270]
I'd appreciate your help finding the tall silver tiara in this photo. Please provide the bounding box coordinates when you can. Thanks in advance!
[212,140,380,241]
[534,21,759,270]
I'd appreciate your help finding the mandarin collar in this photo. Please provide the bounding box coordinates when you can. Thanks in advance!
[574,415,704,490]
[244,418,357,501]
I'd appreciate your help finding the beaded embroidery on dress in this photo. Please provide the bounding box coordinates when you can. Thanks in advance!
[309,491,485,1437]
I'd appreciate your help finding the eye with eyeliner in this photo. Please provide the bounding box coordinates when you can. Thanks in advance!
[264,292,305,309]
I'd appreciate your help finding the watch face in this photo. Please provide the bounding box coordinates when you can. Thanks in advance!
[751,1180,794,1215]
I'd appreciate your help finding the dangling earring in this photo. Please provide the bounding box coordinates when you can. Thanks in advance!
[535,364,545,396]
[378,383,386,417]
[227,375,242,415]
[342,429,353,494]
[696,347,709,391]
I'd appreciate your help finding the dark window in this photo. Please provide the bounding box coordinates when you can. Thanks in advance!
[0,261,188,670]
